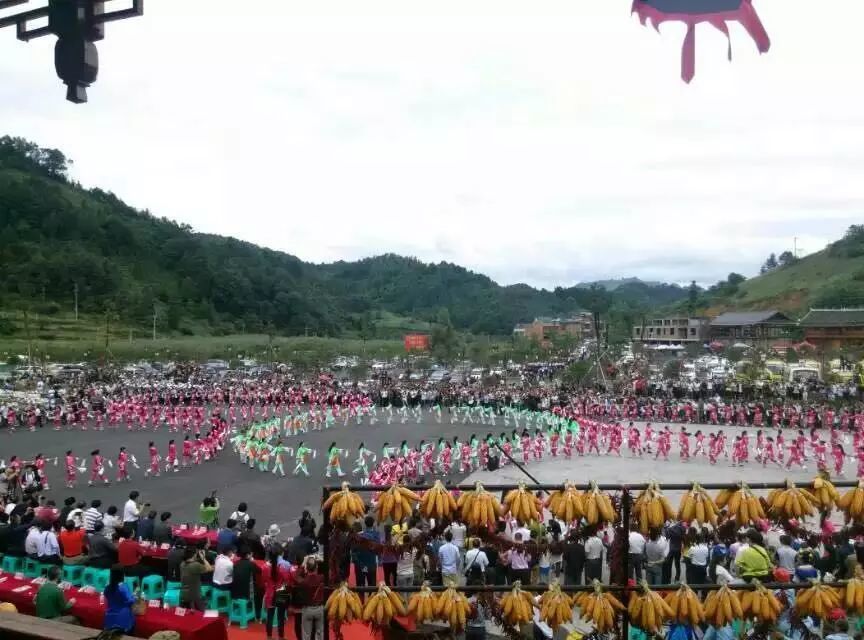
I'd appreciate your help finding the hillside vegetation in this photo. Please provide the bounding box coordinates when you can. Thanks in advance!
[692,226,864,316]
[0,136,687,343]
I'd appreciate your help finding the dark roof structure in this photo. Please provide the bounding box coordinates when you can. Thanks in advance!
[799,309,864,327]
[709,310,794,327]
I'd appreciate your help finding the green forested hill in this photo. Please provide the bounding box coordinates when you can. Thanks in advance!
[0,136,688,339]
[687,226,864,317]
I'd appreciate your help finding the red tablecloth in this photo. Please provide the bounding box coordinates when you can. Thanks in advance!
[171,527,218,548]
[140,543,171,559]
[0,572,227,640]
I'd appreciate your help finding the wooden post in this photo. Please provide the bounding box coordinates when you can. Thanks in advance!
[621,488,631,640]
[321,486,331,640]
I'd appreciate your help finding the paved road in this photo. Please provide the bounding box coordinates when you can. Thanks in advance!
[2,412,485,533]
[3,415,840,534]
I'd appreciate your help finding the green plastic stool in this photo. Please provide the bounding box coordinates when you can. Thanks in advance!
[2,556,24,574]
[229,598,257,629]
[210,588,231,614]
[61,564,85,586]
[141,575,165,600]
[163,589,181,607]
[82,568,111,591]
[200,585,212,601]
[124,576,141,593]
[22,558,41,578]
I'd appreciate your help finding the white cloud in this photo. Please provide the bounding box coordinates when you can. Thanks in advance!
[2,0,862,289]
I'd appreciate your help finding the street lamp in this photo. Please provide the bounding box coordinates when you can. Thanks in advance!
[0,0,143,103]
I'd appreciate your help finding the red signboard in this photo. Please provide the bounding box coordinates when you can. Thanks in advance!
[404,334,430,352]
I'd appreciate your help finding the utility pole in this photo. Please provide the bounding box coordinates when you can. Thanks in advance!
[794,237,798,259]
[152,303,158,341]
[23,309,33,365]
[104,309,111,361]
[73,282,78,321]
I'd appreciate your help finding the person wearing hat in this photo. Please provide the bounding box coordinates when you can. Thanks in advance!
[735,529,773,582]
[262,524,282,553]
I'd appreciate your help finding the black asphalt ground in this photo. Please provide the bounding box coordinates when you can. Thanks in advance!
[1,411,491,534]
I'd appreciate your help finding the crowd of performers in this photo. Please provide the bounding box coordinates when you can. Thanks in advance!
[226,404,864,486]
[6,380,864,497]
[4,378,864,433]
[1,417,231,497]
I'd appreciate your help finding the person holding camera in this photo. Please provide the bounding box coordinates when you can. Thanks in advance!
[180,546,213,611]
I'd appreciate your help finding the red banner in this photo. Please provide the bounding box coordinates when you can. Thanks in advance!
[404,334,430,352]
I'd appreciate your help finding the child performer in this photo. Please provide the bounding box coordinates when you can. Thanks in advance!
[65,450,77,489]
[832,443,845,476]
[88,449,109,486]
[117,447,130,482]
[270,439,287,477]
[182,435,193,468]
[293,442,312,477]
[325,442,345,478]
[165,439,178,473]
[145,441,160,477]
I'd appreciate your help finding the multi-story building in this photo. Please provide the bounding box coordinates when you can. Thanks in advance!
[708,310,796,342]
[799,308,864,350]
[513,314,595,344]
[632,317,709,345]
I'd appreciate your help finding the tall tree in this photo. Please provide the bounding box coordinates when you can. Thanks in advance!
[687,280,699,315]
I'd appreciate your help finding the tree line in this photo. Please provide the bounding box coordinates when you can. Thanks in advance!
[0,136,688,340]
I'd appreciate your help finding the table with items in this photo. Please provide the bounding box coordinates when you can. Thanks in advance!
[0,572,227,640]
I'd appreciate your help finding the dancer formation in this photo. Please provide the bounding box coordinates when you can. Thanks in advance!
[6,389,864,494]
[228,404,864,484]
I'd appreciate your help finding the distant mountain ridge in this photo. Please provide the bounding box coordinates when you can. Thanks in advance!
[0,135,689,338]
[574,277,663,291]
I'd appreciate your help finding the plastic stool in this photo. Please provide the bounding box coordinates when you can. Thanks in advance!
[163,589,181,607]
[83,568,111,591]
[124,576,141,593]
[165,581,182,593]
[229,598,257,629]
[61,564,85,586]
[22,558,41,578]
[141,575,165,600]
[210,588,231,613]
[2,556,24,574]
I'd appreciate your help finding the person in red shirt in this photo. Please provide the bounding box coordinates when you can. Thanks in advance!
[262,548,294,640]
[251,550,270,622]
[117,527,145,577]
[295,557,324,640]
[35,499,60,526]
[59,521,88,565]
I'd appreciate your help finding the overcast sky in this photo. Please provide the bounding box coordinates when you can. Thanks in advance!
[2,0,862,289]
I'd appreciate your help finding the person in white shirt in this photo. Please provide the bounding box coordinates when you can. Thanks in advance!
[628,531,646,581]
[36,521,62,564]
[102,506,121,538]
[463,538,489,585]
[122,491,141,534]
[446,520,467,552]
[644,530,669,585]
[584,532,604,582]
[25,524,42,558]
[396,548,417,587]
[229,503,250,531]
[687,530,711,584]
[68,503,85,529]
[510,521,531,545]
[212,552,234,590]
